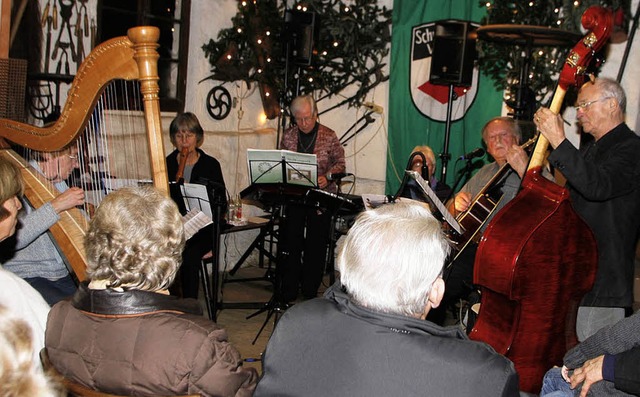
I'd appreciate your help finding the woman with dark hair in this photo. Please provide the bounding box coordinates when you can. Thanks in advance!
[166,112,227,299]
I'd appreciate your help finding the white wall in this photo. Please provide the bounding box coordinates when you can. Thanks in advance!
[190,0,393,197]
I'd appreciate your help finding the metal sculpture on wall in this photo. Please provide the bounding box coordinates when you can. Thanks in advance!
[206,85,232,120]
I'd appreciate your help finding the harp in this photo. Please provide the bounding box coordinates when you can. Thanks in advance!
[0,26,169,282]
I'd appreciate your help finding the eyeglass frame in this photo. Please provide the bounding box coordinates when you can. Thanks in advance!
[574,97,611,111]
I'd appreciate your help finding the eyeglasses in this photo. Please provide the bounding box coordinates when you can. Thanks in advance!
[574,97,610,111]
[175,132,196,140]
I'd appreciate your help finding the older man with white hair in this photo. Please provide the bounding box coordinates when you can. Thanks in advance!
[255,201,519,397]
[535,77,640,341]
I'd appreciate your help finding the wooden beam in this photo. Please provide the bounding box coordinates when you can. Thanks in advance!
[0,0,11,57]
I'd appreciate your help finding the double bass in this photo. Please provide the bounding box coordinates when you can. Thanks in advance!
[469,7,612,393]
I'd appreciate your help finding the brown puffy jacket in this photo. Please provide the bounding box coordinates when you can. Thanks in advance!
[45,284,257,397]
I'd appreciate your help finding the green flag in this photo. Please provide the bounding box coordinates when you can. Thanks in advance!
[387,0,503,195]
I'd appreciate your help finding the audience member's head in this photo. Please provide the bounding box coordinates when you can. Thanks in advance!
[84,186,185,292]
[0,156,24,242]
[0,304,62,396]
[481,116,521,163]
[169,112,205,147]
[408,145,436,180]
[29,146,80,184]
[337,201,451,318]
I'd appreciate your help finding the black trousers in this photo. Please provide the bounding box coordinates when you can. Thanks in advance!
[178,224,215,299]
[278,203,331,302]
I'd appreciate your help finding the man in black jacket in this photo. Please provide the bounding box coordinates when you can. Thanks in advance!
[255,201,519,397]
[535,78,640,341]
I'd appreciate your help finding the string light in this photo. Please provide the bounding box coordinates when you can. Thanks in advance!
[528,2,534,6]
[257,39,262,44]
[241,1,247,6]
[333,41,339,47]
[573,1,580,6]
[237,28,242,33]
[485,2,491,8]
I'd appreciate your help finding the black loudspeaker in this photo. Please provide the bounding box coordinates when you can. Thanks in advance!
[429,21,477,86]
[284,10,316,66]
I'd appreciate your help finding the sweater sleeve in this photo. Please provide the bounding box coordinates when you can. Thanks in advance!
[14,202,60,250]
[564,311,640,369]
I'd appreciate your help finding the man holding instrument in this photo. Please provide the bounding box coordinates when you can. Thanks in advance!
[535,77,640,341]
[430,117,529,325]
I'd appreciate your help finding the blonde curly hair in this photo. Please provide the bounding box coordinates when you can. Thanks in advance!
[85,186,185,291]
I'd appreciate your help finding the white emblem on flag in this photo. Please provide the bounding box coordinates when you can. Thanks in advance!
[410,22,480,122]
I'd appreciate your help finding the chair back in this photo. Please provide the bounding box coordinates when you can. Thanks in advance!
[40,349,201,397]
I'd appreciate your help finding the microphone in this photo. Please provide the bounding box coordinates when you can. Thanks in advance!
[326,172,353,181]
[459,148,485,160]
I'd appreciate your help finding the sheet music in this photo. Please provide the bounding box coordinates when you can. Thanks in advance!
[406,170,461,234]
[247,149,318,187]
[180,183,213,219]
[182,209,213,240]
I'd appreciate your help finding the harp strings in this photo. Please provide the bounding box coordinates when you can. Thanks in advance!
[20,79,153,225]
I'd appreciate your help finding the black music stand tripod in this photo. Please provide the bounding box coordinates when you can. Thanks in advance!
[245,158,317,344]
[245,198,291,345]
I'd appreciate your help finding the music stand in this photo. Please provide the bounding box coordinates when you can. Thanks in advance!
[243,153,318,344]
[172,181,225,321]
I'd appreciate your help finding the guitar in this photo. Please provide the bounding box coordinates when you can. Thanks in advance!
[449,137,535,257]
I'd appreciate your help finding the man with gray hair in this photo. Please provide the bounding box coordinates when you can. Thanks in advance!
[255,201,519,396]
[433,116,529,325]
[535,77,640,341]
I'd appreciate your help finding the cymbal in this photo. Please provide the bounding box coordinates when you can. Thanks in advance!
[477,24,582,47]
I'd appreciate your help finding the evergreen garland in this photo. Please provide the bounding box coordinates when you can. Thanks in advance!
[202,0,392,115]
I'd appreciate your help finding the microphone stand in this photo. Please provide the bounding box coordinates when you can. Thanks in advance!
[444,158,477,204]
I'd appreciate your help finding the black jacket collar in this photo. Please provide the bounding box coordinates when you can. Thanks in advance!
[71,282,203,316]
[324,282,466,340]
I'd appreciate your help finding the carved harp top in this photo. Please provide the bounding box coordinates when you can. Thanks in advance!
[0,26,168,193]
[0,26,169,282]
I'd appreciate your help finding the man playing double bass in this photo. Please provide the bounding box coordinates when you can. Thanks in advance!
[535,77,640,341]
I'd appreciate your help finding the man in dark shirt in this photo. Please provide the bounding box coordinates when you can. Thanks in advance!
[535,77,640,341]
